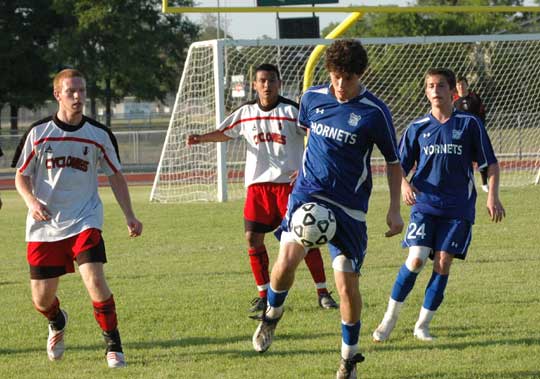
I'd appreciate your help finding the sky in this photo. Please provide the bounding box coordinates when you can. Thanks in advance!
[187,0,409,39]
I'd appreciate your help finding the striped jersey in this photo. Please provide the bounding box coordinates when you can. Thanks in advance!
[399,110,497,222]
[13,114,121,242]
[219,96,306,187]
[295,84,400,214]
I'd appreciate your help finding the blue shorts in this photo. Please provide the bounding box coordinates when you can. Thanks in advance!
[277,192,367,273]
[402,211,473,259]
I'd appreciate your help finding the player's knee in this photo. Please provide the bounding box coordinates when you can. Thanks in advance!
[245,231,264,248]
[405,246,431,273]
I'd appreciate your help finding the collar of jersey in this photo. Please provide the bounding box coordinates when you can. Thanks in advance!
[327,84,367,104]
[257,96,283,112]
[53,114,86,132]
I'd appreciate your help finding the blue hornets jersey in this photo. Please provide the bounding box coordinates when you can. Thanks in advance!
[399,110,497,223]
[295,84,399,213]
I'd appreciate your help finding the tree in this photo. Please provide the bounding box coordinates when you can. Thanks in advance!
[0,0,61,130]
[197,13,233,41]
[51,0,199,126]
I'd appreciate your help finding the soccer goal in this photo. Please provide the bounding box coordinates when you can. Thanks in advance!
[150,34,540,203]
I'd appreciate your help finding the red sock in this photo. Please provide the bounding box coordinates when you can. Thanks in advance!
[35,297,60,321]
[93,295,118,333]
[304,248,328,296]
[248,246,270,298]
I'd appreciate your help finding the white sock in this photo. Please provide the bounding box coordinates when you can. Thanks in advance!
[266,304,284,319]
[384,298,404,320]
[416,306,435,328]
[341,340,358,359]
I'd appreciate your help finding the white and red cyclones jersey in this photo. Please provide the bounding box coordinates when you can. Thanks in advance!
[220,96,306,187]
[14,115,121,242]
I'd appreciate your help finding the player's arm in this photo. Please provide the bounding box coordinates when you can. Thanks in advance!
[187,130,231,145]
[107,171,143,237]
[485,163,505,223]
[15,171,51,221]
[385,162,404,237]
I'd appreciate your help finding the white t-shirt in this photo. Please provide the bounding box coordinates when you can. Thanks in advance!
[220,96,306,187]
[14,114,121,242]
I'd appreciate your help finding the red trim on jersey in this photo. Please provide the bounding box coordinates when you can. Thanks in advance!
[18,149,36,173]
[222,116,297,132]
[33,137,119,173]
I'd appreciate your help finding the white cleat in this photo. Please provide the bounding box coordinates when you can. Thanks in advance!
[47,310,68,361]
[414,324,435,342]
[252,315,281,353]
[106,351,126,368]
[372,316,398,342]
[481,184,489,193]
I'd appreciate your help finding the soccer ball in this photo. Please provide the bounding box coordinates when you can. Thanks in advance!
[291,202,337,248]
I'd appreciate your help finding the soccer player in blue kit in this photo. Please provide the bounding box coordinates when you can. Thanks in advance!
[252,40,404,379]
[372,68,505,343]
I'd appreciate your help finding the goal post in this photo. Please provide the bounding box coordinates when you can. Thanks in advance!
[150,34,540,203]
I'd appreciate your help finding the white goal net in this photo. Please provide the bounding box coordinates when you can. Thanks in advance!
[151,34,540,203]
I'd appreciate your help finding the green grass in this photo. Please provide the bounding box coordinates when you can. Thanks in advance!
[0,186,539,378]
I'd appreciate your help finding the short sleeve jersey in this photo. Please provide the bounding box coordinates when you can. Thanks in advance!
[219,96,306,187]
[295,84,399,213]
[399,110,497,223]
[13,115,121,242]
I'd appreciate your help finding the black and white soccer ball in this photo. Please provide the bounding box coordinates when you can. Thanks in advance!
[291,202,337,248]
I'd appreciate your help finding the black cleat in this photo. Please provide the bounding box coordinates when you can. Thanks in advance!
[336,353,365,379]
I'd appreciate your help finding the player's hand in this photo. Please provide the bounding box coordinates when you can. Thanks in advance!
[486,196,505,223]
[401,180,418,206]
[385,209,404,237]
[288,170,299,186]
[28,197,52,221]
[187,134,201,145]
[127,217,143,237]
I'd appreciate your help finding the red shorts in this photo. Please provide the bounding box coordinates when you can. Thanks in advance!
[27,228,107,280]
[244,182,292,233]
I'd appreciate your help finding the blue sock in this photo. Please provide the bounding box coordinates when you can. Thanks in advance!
[341,320,361,347]
[390,264,419,302]
[267,286,288,308]
[423,272,449,311]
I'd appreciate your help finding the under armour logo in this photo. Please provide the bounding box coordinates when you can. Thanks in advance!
[422,132,431,138]
[452,129,463,139]
[451,241,459,248]
[315,108,324,114]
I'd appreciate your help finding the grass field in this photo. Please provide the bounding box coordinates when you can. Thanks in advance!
[1,185,539,379]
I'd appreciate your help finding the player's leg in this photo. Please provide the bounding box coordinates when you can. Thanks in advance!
[324,205,366,378]
[373,212,433,342]
[246,231,270,312]
[414,217,471,341]
[27,240,72,361]
[252,238,306,352]
[334,268,365,379]
[75,229,125,368]
[414,250,453,341]
[304,248,338,309]
[244,184,277,312]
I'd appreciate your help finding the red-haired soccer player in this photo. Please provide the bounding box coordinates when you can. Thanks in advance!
[13,68,142,368]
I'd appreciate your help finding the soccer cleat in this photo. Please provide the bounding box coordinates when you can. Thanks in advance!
[106,351,126,368]
[336,353,365,379]
[481,184,489,193]
[47,310,68,361]
[372,316,398,342]
[414,323,435,342]
[252,313,282,353]
[249,296,267,313]
[318,292,339,309]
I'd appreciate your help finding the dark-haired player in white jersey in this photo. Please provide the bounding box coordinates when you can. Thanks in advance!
[187,63,337,313]
[251,41,404,379]
[13,69,142,368]
[373,68,505,344]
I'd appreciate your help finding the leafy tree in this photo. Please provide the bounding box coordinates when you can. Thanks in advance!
[0,0,61,130]
[51,0,199,126]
